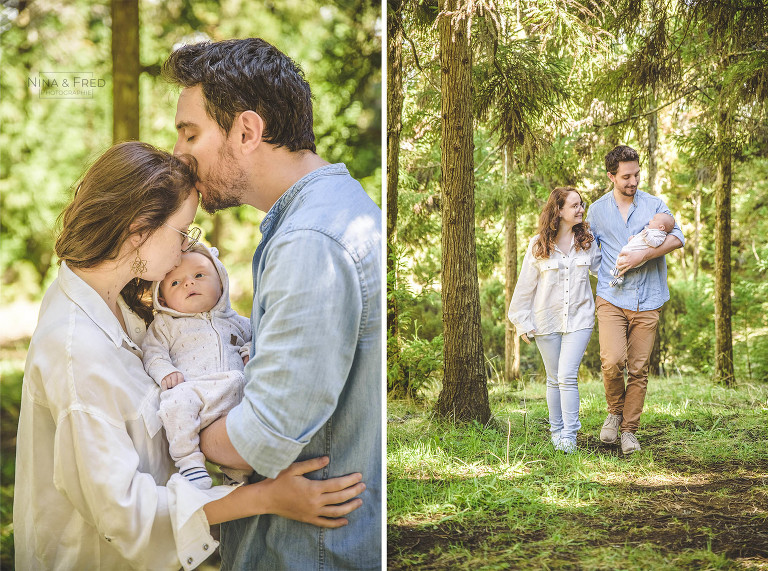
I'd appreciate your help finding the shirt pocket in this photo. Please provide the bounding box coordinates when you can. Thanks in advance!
[536,259,560,285]
[574,257,590,272]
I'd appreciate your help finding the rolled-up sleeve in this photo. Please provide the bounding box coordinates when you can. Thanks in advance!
[655,200,685,247]
[227,230,362,479]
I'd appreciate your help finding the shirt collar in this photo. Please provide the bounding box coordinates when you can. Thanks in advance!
[259,163,349,237]
[553,234,576,255]
[57,261,138,349]
[609,190,638,208]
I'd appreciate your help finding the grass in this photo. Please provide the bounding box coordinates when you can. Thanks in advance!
[388,374,768,570]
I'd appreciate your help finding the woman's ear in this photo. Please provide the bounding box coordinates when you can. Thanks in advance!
[127,221,147,248]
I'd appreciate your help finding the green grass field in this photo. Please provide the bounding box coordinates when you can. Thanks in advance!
[388,375,768,570]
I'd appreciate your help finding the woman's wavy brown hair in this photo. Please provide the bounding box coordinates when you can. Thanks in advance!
[532,186,594,259]
[55,142,197,325]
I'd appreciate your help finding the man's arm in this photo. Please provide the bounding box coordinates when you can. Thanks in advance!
[615,234,682,276]
[206,230,365,479]
[200,417,250,469]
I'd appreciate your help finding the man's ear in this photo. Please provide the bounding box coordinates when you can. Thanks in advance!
[235,110,264,154]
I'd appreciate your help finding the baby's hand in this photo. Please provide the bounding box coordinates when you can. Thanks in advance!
[239,344,250,366]
[161,371,185,391]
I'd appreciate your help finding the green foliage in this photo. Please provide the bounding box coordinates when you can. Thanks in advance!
[389,328,444,398]
[662,279,716,376]
[388,246,443,397]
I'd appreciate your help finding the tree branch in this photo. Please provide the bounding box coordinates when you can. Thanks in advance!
[593,86,700,128]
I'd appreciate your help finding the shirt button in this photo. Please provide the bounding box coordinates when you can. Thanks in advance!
[203,544,209,551]
[187,557,194,564]
[135,327,141,333]
[105,536,112,542]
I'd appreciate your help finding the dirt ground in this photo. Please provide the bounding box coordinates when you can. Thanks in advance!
[388,440,768,570]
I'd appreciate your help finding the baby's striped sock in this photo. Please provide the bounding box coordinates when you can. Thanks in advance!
[180,466,212,490]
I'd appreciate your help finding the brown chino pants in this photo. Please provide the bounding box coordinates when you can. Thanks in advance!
[595,296,661,433]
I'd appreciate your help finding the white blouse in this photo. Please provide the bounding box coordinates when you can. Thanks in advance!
[14,262,235,571]
[508,235,601,336]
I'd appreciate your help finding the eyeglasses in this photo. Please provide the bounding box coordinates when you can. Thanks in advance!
[571,201,587,210]
[164,224,202,252]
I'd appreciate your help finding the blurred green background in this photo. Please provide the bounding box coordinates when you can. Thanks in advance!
[0,0,381,566]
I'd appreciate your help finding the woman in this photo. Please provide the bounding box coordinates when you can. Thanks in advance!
[508,187,601,454]
[13,142,365,570]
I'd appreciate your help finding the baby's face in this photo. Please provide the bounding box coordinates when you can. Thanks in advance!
[159,252,222,314]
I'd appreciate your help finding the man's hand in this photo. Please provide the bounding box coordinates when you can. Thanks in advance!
[614,250,646,277]
[161,371,185,391]
[615,234,683,277]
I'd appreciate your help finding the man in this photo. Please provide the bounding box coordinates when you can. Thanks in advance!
[163,38,382,569]
[586,145,684,455]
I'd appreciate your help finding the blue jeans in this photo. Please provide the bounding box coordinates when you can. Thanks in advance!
[534,328,593,442]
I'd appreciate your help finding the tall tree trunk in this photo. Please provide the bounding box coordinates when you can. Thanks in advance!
[503,148,520,383]
[647,105,661,373]
[714,94,734,386]
[386,0,404,374]
[112,0,140,142]
[647,107,659,196]
[693,180,701,286]
[435,0,491,424]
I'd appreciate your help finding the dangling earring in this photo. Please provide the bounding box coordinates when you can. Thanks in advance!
[131,249,147,278]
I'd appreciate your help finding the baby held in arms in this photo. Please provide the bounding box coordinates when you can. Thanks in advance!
[142,243,252,489]
[610,212,675,287]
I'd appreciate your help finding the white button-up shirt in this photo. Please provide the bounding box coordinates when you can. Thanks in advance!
[14,262,235,570]
[508,235,601,336]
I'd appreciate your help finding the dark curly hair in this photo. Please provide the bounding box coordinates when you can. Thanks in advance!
[605,145,640,174]
[532,187,594,259]
[162,38,316,152]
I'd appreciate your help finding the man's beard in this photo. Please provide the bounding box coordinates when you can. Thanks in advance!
[619,186,637,197]
[199,144,249,214]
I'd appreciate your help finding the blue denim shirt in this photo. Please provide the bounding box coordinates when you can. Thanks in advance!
[586,189,684,311]
[221,164,382,570]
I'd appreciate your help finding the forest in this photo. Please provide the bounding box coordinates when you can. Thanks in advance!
[0,0,380,566]
[387,0,768,407]
[387,1,768,568]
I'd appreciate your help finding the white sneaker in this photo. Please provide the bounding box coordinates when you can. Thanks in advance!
[555,438,577,454]
[621,432,641,455]
[600,413,622,444]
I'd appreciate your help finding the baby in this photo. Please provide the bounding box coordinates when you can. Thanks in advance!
[141,243,252,489]
[610,212,675,287]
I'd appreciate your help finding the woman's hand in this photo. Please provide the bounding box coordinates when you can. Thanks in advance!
[262,456,365,528]
[521,330,535,345]
[203,456,366,526]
